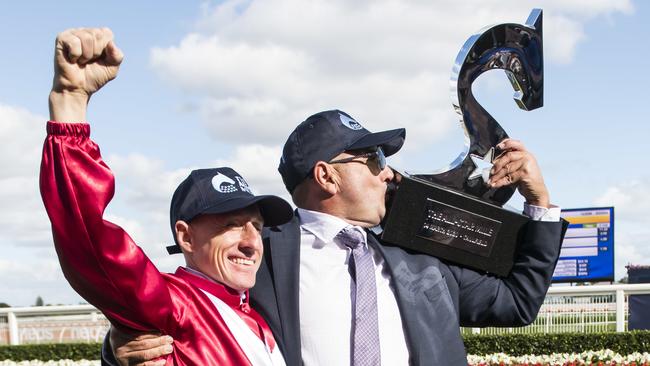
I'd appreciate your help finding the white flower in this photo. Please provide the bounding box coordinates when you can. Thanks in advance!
[467,350,650,365]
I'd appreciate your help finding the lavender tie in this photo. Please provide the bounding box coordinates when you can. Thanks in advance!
[338,226,381,366]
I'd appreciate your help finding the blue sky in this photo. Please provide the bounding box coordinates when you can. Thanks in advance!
[0,0,647,306]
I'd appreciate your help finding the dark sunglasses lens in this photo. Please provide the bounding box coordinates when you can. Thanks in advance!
[376,147,386,170]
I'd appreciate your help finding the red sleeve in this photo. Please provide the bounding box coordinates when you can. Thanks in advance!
[39,121,176,333]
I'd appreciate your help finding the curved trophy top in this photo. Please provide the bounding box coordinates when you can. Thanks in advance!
[412,9,543,206]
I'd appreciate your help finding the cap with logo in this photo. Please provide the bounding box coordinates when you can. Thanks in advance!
[166,167,293,254]
[278,109,406,193]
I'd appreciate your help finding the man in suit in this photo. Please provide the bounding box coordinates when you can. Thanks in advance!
[107,109,564,366]
[250,110,564,366]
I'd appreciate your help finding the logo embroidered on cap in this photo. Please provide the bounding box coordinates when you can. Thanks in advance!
[235,176,254,194]
[211,173,238,193]
[339,113,363,131]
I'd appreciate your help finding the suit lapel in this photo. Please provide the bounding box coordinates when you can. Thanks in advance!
[268,217,302,364]
[368,234,462,365]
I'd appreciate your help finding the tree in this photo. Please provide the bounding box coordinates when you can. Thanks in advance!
[0,302,10,308]
[35,296,44,306]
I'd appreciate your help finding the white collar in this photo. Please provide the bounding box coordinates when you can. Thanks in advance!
[296,208,367,247]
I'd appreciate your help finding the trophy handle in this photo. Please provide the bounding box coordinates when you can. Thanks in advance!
[411,9,543,207]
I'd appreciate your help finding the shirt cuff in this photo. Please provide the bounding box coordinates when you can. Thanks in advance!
[523,203,561,222]
[47,121,90,137]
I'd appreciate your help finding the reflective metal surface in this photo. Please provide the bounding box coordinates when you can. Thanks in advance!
[411,9,543,206]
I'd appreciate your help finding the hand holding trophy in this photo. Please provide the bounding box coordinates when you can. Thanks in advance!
[381,9,548,276]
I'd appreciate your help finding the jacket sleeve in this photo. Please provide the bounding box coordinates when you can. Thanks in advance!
[101,331,120,366]
[453,219,567,326]
[40,121,177,332]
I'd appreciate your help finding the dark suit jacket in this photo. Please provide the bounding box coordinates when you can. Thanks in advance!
[250,215,566,366]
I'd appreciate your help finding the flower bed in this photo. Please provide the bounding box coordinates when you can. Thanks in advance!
[1,350,648,366]
[467,350,650,366]
[0,361,99,366]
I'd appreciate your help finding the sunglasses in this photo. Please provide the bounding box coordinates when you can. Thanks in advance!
[329,146,387,173]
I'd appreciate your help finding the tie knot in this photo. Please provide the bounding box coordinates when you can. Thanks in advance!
[337,226,365,250]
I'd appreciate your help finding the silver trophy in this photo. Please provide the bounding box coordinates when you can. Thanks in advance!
[381,9,544,276]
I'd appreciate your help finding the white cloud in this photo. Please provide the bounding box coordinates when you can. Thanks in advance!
[0,105,52,248]
[213,144,289,199]
[0,105,45,179]
[150,0,632,148]
[595,180,650,222]
[106,153,190,212]
[594,179,650,279]
[0,255,85,307]
[0,104,87,306]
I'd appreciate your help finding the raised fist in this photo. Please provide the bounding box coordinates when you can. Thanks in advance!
[52,27,123,97]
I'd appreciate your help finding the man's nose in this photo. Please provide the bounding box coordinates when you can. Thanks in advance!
[239,222,261,253]
[381,165,395,183]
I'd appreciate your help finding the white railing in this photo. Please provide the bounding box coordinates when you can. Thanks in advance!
[2,284,649,345]
[0,305,109,345]
[464,283,650,335]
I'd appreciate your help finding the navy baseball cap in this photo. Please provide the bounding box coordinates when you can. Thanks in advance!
[166,167,293,254]
[278,110,406,193]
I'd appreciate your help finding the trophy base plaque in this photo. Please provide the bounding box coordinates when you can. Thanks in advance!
[381,173,529,277]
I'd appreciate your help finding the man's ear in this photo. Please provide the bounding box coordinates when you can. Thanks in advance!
[312,161,341,195]
[175,220,193,253]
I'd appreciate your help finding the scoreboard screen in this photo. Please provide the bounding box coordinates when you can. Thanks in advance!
[552,207,615,283]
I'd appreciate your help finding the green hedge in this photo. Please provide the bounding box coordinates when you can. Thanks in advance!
[1,332,649,360]
[0,343,101,361]
[463,330,650,356]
